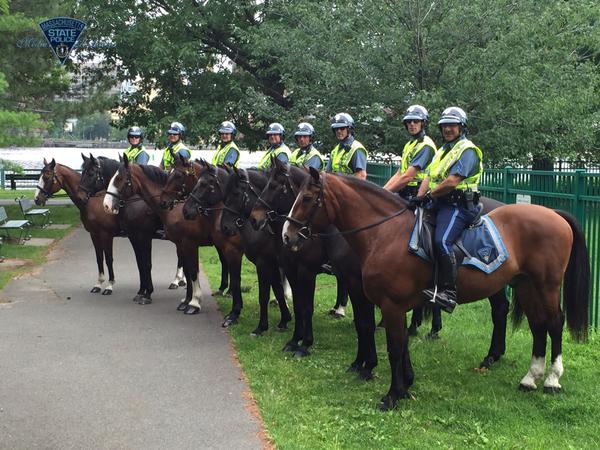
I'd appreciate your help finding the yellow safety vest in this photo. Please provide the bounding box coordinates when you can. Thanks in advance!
[400,136,437,186]
[258,144,291,169]
[330,140,368,175]
[428,138,483,191]
[162,141,189,171]
[124,145,147,163]
[290,146,324,169]
[212,141,240,167]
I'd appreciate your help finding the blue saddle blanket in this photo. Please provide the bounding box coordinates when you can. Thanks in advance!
[408,213,508,274]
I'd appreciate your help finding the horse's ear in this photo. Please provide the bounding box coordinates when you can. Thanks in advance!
[43,157,48,165]
[232,166,240,176]
[50,158,56,169]
[309,166,320,182]
[80,153,87,162]
[123,153,130,167]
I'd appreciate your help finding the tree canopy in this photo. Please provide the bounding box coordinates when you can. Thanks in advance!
[70,0,600,164]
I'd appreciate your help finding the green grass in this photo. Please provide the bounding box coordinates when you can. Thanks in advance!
[199,246,600,449]
[0,189,69,200]
[0,204,80,290]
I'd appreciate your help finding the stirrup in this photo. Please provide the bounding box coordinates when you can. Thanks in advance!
[422,286,457,314]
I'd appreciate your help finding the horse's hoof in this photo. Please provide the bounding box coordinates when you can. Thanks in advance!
[184,305,200,315]
[543,386,561,394]
[269,299,278,307]
[168,283,179,290]
[347,362,361,373]
[276,322,289,331]
[378,395,397,412]
[478,356,496,370]
[101,289,112,296]
[425,331,440,340]
[212,289,223,297]
[282,342,298,353]
[132,295,142,303]
[250,327,265,337]
[177,302,188,311]
[358,369,374,381]
[518,383,536,392]
[222,316,238,327]
[138,297,152,305]
[293,348,310,358]
[90,287,101,294]
[178,280,186,287]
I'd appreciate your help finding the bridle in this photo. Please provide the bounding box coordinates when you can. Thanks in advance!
[78,160,106,203]
[36,168,58,200]
[256,169,300,229]
[104,167,133,208]
[163,165,197,208]
[225,169,275,231]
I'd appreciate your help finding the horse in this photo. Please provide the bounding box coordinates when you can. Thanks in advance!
[180,161,292,331]
[34,159,119,294]
[76,154,164,304]
[282,168,589,410]
[243,160,377,377]
[158,154,239,299]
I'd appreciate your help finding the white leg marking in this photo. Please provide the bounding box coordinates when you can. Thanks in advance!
[334,305,346,317]
[187,275,203,310]
[282,273,292,302]
[103,172,120,213]
[171,266,185,285]
[543,355,564,390]
[94,272,105,289]
[520,356,546,389]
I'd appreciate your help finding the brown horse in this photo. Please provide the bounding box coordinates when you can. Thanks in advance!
[34,159,119,294]
[159,156,246,326]
[282,168,590,410]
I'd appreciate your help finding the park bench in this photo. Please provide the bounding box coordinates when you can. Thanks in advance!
[0,207,30,244]
[16,197,51,228]
[6,173,40,190]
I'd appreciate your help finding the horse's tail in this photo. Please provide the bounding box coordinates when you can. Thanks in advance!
[554,210,590,342]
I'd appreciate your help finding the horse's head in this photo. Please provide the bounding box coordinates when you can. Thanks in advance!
[282,167,328,251]
[103,154,138,214]
[220,167,253,236]
[78,153,106,204]
[250,158,298,231]
[160,154,196,210]
[34,158,59,206]
[182,160,224,221]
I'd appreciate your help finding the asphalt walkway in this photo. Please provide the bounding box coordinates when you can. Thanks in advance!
[0,227,265,449]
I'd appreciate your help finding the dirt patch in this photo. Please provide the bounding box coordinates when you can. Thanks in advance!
[0,259,28,270]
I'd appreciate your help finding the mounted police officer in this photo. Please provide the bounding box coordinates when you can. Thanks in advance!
[257,122,291,169]
[413,106,483,313]
[326,113,368,179]
[384,105,436,198]
[160,121,191,171]
[124,126,150,165]
[212,121,241,167]
[290,122,324,170]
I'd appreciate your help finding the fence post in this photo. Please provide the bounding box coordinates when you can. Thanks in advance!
[573,169,585,226]
[502,166,512,203]
[0,168,4,190]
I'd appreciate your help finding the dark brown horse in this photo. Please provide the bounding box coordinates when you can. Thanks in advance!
[159,156,246,326]
[283,168,589,410]
[34,159,119,294]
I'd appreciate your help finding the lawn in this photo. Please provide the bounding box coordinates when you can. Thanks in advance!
[199,246,600,449]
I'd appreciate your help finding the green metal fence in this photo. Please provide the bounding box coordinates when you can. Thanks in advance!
[367,162,600,330]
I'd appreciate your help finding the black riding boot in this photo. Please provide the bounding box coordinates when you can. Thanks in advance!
[423,253,458,314]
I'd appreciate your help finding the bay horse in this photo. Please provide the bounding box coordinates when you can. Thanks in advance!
[76,154,164,304]
[283,168,589,410]
[34,159,119,294]
[242,160,377,376]
[159,154,239,299]
[180,162,292,331]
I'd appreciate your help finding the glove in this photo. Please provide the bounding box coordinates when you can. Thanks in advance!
[407,192,431,210]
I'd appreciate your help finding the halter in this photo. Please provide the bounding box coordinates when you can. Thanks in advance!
[258,169,299,227]
[185,168,229,217]
[79,159,106,203]
[167,165,197,205]
[36,168,58,199]
[226,169,275,230]
[104,167,133,208]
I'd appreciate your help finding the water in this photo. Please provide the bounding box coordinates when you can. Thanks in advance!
[0,147,266,170]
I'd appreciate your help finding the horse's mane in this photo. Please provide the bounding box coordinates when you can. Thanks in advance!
[139,164,168,186]
[245,168,268,189]
[288,165,309,187]
[334,173,408,207]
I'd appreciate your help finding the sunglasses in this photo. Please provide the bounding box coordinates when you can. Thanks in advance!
[405,119,422,124]
[167,132,180,136]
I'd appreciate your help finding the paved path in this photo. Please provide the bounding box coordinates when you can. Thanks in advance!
[0,228,265,450]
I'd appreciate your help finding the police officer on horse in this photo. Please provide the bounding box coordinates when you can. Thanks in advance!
[384,105,436,198]
[257,122,291,169]
[124,126,150,165]
[212,121,241,167]
[290,122,324,170]
[160,121,191,170]
[413,107,483,313]
[326,113,368,179]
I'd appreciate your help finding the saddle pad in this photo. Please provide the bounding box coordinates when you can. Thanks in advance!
[409,214,508,274]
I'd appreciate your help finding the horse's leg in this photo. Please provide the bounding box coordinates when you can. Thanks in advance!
[251,260,272,336]
[347,278,377,381]
[128,236,146,303]
[270,264,292,330]
[101,234,115,295]
[379,299,412,411]
[184,245,203,315]
[283,268,303,353]
[213,246,230,296]
[295,265,316,358]
[427,305,442,339]
[175,247,191,311]
[168,258,186,290]
[479,288,510,369]
[221,248,243,328]
[90,233,105,294]
[330,274,348,318]
[138,235,154,304]
[407,307,423,336]
[543,308,565,393]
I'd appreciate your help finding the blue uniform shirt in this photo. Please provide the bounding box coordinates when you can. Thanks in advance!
[409,145,435,170]
[304,155,323,170]
[448,149,480,178]
[135,151,150,165]
[222,148,239,166]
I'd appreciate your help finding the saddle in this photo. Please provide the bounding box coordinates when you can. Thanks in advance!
[408,206,508,274]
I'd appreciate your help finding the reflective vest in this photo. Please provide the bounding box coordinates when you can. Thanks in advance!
[290,146,324,169]
[124,145,147,164]
[212,141,240,167]
[258,144,291,169]
[330,140,367,175]
[400,136,436,186]
[162,141,189,171]
[428,138,483,191]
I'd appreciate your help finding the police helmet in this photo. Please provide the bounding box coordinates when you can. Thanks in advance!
[437,107,467,127]
[168,121,186,137]
[218,121,237,136]
[294,122,315,139]
[402,105,429,124]
[127,126,144,139]
[266,122,285,137]
[330,113,355,130]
